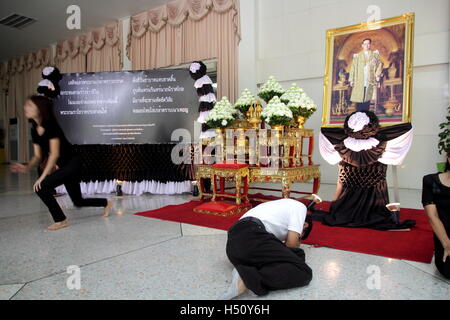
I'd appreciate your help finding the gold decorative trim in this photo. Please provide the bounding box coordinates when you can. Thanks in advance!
[193,203,252,217]
[249,165,321,183]
[195,164,321,182]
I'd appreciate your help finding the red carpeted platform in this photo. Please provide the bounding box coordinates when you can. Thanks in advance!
[134,195,434,263]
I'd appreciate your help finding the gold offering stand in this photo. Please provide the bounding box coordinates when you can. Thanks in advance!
[194,102,321,202]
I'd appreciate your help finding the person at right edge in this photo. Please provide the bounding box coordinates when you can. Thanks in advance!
[422,152,450,279]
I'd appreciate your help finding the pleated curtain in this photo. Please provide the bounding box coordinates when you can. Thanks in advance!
[1,0,241,163]
[0,62,9,161]
[3,21,122,161]
[55,21,123,73]
[127,0,241,102]
[3,49,53,162]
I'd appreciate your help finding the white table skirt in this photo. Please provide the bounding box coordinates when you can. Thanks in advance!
[55,180,192,196]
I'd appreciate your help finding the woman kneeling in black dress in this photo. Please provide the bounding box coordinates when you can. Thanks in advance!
[10,95,113,231]
[422,152,450,279]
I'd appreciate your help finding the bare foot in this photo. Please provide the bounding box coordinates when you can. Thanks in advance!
[45,219,68,232]
[219,269,247,300]
[102,200,113,217]
[237,275,247,296]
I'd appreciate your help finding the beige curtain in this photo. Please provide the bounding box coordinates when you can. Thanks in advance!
[55,21,122,73]
[86,21,123,72]
[5,48,53,162]
[0,62,9,161]
[55,38,86,73]
[127,0,241,102]
[2,21,122,162]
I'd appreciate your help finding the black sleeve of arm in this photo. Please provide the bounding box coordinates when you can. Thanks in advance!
[421,174,435,207]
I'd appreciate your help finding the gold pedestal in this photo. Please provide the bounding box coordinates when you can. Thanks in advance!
[295,116,306,129]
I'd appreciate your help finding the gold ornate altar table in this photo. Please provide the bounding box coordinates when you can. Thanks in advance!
[194,126,321,201]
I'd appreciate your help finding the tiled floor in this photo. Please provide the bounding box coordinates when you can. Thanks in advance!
[0,165,448,300]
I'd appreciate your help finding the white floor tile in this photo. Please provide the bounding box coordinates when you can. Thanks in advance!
[0,284,25,300]
[1,165,448,300]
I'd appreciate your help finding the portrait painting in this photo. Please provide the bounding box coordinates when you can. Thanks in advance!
[322,13,415,127]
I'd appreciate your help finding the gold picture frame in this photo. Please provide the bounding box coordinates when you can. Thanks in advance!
[322,13,415,127]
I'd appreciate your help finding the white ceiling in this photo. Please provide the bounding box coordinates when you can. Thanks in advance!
[0,0,171,62]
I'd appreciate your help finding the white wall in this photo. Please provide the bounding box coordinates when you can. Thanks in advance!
[238,0,258,93]
[239,0,450,190]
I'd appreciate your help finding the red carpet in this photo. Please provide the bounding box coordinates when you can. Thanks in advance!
[134,195,434,263]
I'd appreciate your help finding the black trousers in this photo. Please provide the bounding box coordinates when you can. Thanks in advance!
[226,218,313,296]
[35,156,108,223]
[37,166,55,195]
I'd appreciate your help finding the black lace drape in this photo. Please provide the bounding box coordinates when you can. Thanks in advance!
[72,144,193,183]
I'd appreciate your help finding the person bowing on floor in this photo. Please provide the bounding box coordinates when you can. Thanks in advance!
[220,198,316,299]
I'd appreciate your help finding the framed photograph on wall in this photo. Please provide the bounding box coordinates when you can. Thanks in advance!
[322,13,415,127]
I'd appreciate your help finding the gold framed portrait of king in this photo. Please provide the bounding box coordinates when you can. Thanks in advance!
[322,13,414,127]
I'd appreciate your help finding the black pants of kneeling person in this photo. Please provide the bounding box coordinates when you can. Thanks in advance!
[226,219,313,296]
[35,156,108,223]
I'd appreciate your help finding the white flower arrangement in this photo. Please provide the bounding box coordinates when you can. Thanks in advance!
[235,88,258,116]
[258,76,285,102]
[287,92,317,118]
[280,83,305,103]
[235,88,257,107]
[280,83,304,104]
[260,76,284,93]
[260,96,293,126]
[205,96,237,128]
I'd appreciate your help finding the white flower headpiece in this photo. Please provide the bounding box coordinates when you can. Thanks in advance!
[347,112,370,132]
[189,62,201,74]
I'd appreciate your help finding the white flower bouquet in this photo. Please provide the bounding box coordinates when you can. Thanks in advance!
[235,88,258,115]
[287,93,317,118]
[280,83,304,104]
[260,96,293,126]
[258,76,285,103]
[205,96,238,129]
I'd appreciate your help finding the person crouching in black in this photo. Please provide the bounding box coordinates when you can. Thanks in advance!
[9,95,113,231]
